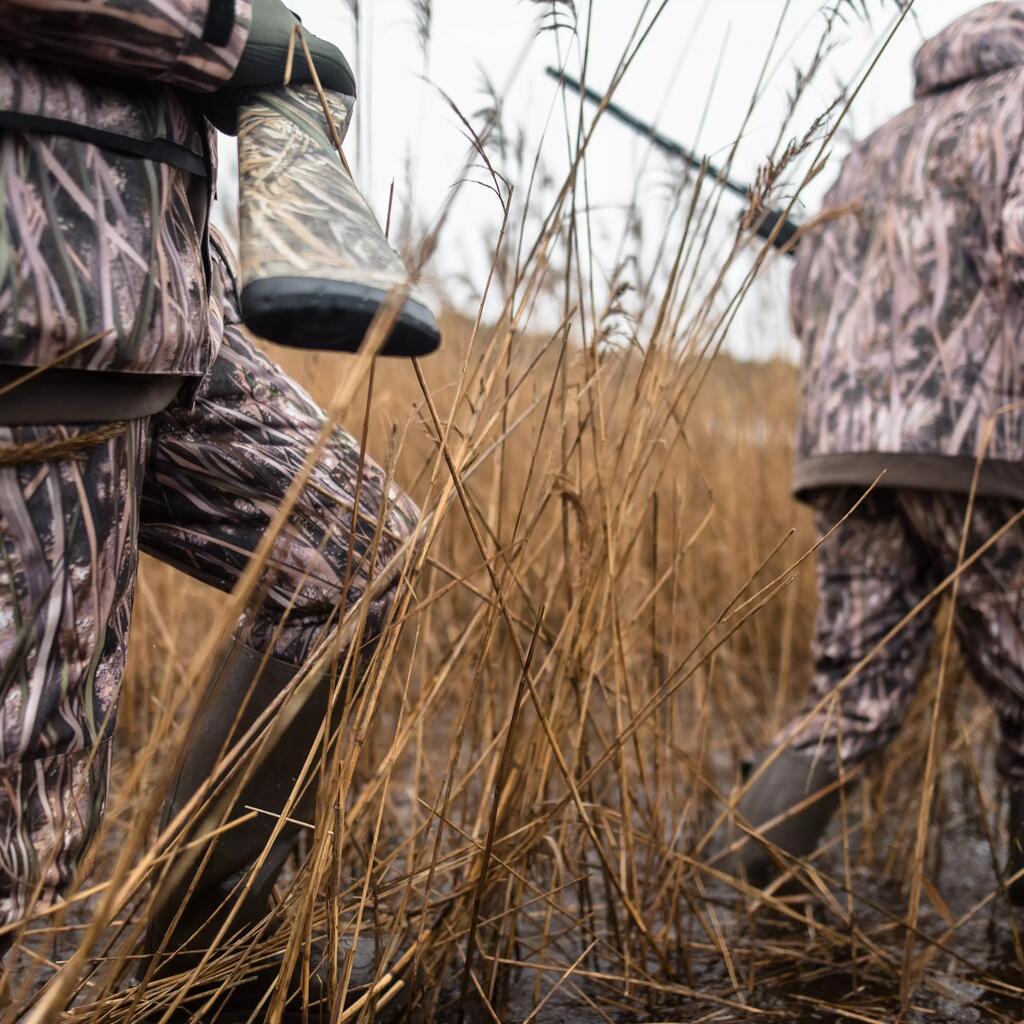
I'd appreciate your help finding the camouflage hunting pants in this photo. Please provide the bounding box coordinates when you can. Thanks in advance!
[0,248,419,937]
[778,489,1024,784]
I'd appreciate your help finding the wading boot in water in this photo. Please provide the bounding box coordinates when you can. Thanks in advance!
[719,747,844,889]
[142,641,394,1020]
[1007,788,1024,906]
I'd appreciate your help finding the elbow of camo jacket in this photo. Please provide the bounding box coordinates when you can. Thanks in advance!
[0,0,253,377]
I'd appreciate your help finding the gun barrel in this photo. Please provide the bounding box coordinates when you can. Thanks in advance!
[546,67,800,254]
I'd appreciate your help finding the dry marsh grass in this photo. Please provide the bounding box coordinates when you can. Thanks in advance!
[5,2,1024,1022]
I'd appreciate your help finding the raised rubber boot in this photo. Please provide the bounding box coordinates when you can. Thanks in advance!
[144,642,388,1018]
[720,747,844,888]
[1007,788,1024,906]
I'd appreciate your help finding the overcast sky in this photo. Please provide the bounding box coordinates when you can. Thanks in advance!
[223,1,981,359]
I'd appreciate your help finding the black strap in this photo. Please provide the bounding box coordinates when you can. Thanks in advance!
[0,367,188,425]
[203,0,236,46]
[0,111,207,177]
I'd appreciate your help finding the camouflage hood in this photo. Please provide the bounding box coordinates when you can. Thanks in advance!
[914,1,1024,97]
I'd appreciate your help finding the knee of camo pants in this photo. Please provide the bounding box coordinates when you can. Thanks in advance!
[233,458,420,668]
[773,489,939,767]
[143,233,422,669]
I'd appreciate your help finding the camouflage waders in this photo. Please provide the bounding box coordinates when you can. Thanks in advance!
[721,4,1024,890]
[778,488,1024,785]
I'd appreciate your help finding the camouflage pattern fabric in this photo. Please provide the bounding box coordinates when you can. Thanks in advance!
[0,129,216,374]
[0,239,419,935]
[912,1,1024,100]
[0,420,146,932]
[0,0,253,93]
[238,85,418,299]
[0,54,208,164]
[0,0,256,377]
[791,2,1024,496]
[777,488,1024,785]
[141,241,420,661]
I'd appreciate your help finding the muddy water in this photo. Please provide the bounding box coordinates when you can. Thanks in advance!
[426,764,1024,1023]
[12,762,1024,1022]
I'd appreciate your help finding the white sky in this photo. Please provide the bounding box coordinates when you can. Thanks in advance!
[220,1,981,359]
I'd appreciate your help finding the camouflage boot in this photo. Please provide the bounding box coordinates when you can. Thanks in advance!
[718,747,844,889]
[143,641,393,1018]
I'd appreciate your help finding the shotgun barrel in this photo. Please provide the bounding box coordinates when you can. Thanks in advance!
[546,67,800,254]
[237,84,441,356]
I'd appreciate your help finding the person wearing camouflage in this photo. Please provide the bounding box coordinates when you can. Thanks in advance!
[722,2,1024,895]
[0,0,419,1014]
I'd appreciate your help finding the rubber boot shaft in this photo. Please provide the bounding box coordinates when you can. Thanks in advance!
[722,747,843,888]
[146,642,331,961]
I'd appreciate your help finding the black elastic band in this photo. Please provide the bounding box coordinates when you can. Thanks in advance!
[0,367,188,425]
[0,112,207,176]
[202,0,236,46]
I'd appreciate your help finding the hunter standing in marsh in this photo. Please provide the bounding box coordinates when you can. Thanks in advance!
[0,0,426,1016]
[721,1,1024,896]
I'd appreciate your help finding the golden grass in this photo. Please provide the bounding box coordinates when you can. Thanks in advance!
[13,315,1016,1022]
[5,2,1024,1021]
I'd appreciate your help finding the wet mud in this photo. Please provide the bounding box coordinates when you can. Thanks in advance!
[427,758,1024,1023]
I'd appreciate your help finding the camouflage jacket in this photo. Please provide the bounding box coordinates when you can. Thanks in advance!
[791,2,1024,503]
[0,0,252,377]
